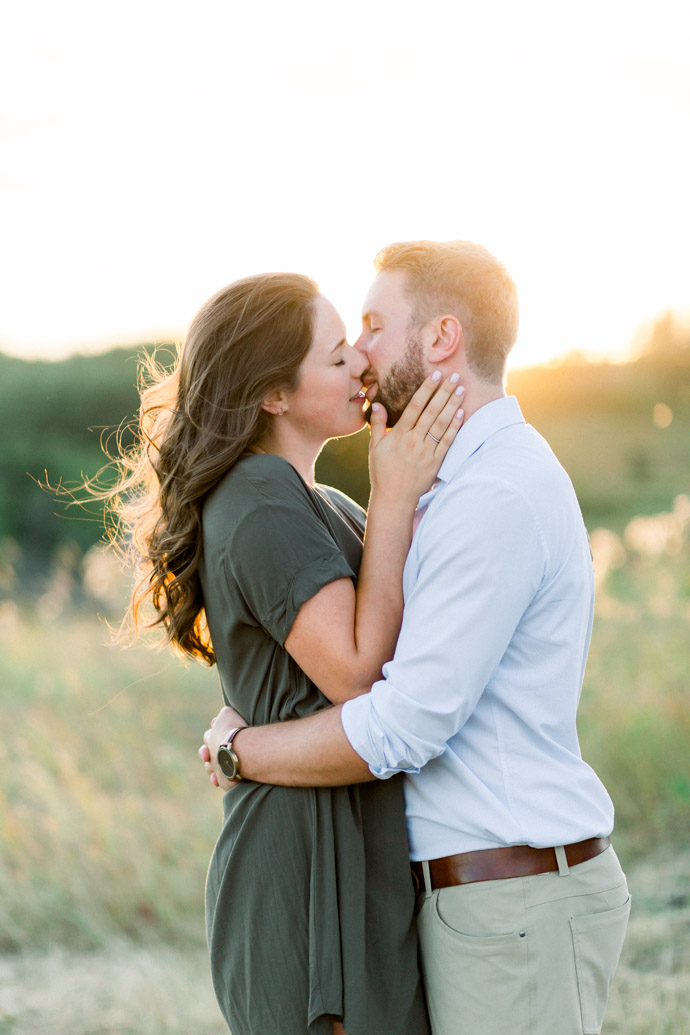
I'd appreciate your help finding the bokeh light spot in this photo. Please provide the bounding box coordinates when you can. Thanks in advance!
[653,403,673,428]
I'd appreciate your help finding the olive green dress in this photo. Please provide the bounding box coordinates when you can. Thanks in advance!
[200,454,429,1035]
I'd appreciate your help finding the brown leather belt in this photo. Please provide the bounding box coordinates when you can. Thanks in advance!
[411,837,611,891]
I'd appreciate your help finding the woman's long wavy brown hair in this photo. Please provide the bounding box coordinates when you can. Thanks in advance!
[102,273,319,664]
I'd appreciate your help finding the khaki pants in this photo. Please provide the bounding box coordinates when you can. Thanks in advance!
[416,845,630,1035]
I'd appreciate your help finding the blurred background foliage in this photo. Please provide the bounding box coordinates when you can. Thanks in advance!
[0,311,688,1032]
[1,307,689,591]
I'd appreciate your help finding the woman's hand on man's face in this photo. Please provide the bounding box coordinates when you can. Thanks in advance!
[367,371,465,504]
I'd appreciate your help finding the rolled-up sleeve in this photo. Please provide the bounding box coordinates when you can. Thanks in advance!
[341,476,546,777]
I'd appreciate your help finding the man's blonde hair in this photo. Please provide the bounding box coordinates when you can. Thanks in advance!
[374,240,519,383]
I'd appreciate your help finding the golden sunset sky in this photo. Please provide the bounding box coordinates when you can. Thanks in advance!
[1,0,688,368]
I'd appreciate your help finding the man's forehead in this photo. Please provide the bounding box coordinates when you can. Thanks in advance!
[361,269,411,317]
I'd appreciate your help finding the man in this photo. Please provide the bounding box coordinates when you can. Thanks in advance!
[202,241,630,1034]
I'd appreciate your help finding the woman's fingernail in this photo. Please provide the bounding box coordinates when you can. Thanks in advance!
[455,385,465,396]
[456,408,464,419]
[372,402,380,412]
[432,370,442,381]
[450,372,460,383]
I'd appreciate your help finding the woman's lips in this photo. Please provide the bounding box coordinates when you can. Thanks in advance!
[350,388,371,412]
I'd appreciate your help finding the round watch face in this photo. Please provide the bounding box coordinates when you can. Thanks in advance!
[217,745,237,780]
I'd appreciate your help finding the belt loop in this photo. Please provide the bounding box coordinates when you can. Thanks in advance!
[555,845,570,876]
[422,859,433,898]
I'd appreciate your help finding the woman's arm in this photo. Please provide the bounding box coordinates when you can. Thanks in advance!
[284,373,464,702]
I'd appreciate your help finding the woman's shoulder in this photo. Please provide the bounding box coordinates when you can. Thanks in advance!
[238,452,309,491]
[203,454,313,528]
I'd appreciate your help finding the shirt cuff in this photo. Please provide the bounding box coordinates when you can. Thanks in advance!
[340,687,422,779]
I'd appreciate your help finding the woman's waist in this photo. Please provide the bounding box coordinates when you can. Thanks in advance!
[218,774,404,823]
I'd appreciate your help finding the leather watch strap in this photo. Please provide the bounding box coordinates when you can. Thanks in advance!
[217,726,246,781]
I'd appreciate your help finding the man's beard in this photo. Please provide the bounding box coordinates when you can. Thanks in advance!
[365,331,428,428]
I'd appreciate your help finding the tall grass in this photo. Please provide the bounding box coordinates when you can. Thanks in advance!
[0,609,220,952]
[583,495,690,856]
[0,497,688,955]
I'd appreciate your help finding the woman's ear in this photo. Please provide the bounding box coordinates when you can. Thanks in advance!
[427,314,463,365]
[260,389,289,417]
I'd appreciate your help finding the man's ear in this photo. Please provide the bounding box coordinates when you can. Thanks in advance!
[261,389,289,417]
[427,314,463,365]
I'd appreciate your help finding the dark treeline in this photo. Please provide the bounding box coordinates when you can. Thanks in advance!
[1,311,688,590]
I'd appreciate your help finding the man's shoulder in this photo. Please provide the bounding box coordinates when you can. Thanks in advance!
[432,422,584,547]
[463,421,570,495]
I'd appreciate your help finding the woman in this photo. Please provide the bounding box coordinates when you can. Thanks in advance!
[111,273,463,1034]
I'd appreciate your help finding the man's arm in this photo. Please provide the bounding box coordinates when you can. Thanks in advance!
[203,703,374,790]
[203,475,544,789]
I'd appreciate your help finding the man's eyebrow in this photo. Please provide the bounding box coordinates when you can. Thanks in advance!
[330,338,346,353]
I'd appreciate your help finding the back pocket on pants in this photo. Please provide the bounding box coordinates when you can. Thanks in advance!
[569,894,631,1034]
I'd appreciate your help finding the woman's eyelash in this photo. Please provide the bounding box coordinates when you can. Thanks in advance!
[335,359,346,366]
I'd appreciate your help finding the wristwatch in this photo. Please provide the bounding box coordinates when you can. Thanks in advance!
[217,726,246,781]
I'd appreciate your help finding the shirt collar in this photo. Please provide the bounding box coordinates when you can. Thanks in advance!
[436,395,525,484]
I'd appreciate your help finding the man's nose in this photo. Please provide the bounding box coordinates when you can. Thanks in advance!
[353,330,368,356]
[351,345,368,379]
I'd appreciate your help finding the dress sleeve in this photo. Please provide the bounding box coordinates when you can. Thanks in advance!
[224,497,356,646]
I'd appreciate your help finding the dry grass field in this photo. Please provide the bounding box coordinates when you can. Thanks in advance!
[0,849,687,1034]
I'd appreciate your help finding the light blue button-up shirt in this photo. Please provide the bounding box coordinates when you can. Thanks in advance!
[341,396,614,860]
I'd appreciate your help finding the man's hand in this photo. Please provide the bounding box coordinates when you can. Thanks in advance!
[198,704,247,790]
